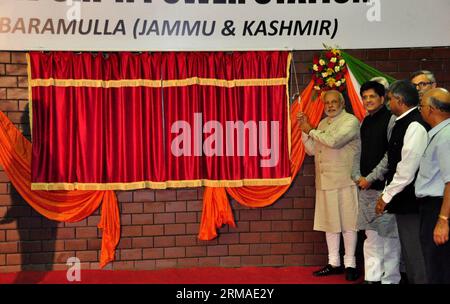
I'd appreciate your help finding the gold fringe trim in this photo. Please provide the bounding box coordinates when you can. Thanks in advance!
[26,53,33,140]
[286,52,292,158]
[31,177,292,191]
[29,77,288,89]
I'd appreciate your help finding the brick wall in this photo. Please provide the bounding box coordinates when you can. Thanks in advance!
[0,47,449,272]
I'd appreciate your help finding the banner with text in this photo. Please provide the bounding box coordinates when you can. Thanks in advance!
[1,0,449,51]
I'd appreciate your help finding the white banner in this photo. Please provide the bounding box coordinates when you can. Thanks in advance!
[0,0,449,51]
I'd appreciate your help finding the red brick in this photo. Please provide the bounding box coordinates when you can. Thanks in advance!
[398,60,420,72]
[112,261,135,270]
[155,190,177,201]
[249,221,271,232]
[271,220,292,232]
[303,209,315,220]
[0,52,10,63]
[132,237,154,248]
[0,64,5,75]
[154,213,175,224]
[285,255,306,265]
[56,228,75,239]
[154,236,175,247]
[175,212,197,223]
[165,224,186,235]
[64,240,87,251]
[18,100,29,111]
[166,201,186,212]
[155,259,177,269]
[76,227,98,238]
[186,246,207,257]
[121,226,142,237]
[6,253,21,265]
[6,88,28,99]
[121,249,142,260]
[134,260,156,270]
[432,47,450,59]
[207,245,228,256]
[0,88,6,100]
[292,220,314,231]
[0,253,6,265]
[164,247,185,258]
[292,243,314,254]
[143,248,164,259]
[197,257,220,267]
[304,254,327,266]
[177,189,197,200]
[17,77,28,89]
[241,256,262,266]
[142,225,164,236]
[305,186,315,197]
[239,232,261,244]
[64,219,87,227]
[132,214,153,225]
[177,258,199,268]
[116,191,133,202]
[216,233,238,245]
[314,242,328,254]
[282,232,304,243]
[229,244,249,256]
[87,239,101,250]
[143,202,165,213]
[175,235,198,246]
[270,243,292,255]
[42,240,64,251]
[186,223,200,234]
[228,222,250,232]
[367,49,389,61]
[87,215,101,227]
[262,232,283,243]
[6,230,22,241]
[117,238,132,249]
[220,256,241,267]
[239,209,261,221]
[11,53,27,64]
[304,231,325,243]
[120,214,132,225]
[121,203,143,214]
[271,198,293,209]
[389,48,411,60]
[261,255,283,266]
[134,190,155,202]
[187,200,203,211]
[0,242,18,254]
[6,64,27,76]
[0,77,17,87]
[76,251,98,262]
[0,231,5,242]
[0,265,21,272]
[293,198,314,209]
[249,244,271,255]
[375,61,399,72]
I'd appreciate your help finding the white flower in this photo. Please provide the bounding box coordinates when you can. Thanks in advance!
[341,78,346,83]
[334,66,340,72]
[336,81,342,87]
[313,64,319,71]
[319,59,325,66]
[314,85,321,91]
[330,57,337,63]
[321,72,328,78]
[339,59,346,66]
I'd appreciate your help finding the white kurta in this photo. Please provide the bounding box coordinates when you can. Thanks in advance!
[302,110,360,233]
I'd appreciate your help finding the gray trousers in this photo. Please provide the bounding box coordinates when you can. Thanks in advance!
[395,214,428,284]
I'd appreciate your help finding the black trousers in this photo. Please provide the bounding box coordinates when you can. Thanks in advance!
[419,197,450,284]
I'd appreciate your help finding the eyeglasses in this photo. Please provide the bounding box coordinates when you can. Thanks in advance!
[418,104,432,112]
[413,81,434,89]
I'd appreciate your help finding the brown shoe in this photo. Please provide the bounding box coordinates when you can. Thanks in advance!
[313,264,344,277]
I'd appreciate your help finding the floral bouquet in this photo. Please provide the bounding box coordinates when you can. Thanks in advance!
[311,47,347,98]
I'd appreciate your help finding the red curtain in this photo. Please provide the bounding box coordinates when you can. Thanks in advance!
[28,52,291,191]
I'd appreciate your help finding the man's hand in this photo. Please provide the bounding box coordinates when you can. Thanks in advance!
[375,196,387,215]
[357,177,372,190]
[297,112,313,134]
[434,218,449,245]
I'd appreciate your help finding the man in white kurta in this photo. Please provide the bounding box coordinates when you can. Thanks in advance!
[297,90,361,281]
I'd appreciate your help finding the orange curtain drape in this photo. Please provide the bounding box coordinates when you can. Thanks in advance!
[0,111,120,268]
[199,80,328,240]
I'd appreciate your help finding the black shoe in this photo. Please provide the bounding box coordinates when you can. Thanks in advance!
[361,280,381,284]
[313,264,344,277]
[345,267,360,281]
